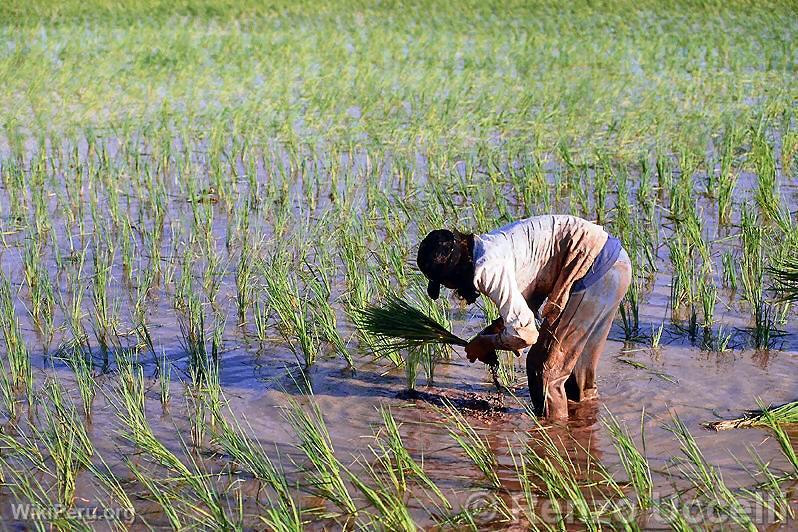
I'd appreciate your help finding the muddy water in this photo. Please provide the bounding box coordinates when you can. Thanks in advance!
[19,300,796,529]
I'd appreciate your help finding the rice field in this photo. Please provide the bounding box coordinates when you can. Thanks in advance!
[0,0,796,529]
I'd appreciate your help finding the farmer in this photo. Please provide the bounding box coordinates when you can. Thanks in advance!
[416,215,631,420]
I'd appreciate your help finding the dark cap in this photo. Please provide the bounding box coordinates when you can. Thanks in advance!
[416,229,462,300]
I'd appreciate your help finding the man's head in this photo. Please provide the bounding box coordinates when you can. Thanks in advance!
[416,229,479,304]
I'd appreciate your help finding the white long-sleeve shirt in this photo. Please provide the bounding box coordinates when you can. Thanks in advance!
[472,215,609,351]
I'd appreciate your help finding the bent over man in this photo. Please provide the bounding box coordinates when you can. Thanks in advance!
[416,215,631,420]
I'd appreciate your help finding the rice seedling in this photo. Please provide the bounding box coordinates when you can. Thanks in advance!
[603,409,652,509]
[261,254,320,369]
[235,233,255,324]
[282,395,358,517]
[441,401,500,489]
[665,414,757,531]
[61,341,96,418]
[520,430,607,531]
[159,349,171,409]
[22,236,55,344]
[213,412,301,528]
[751,124,780,221]
[769,252,798,303]
[301,260,354,369]
[721,250,738,290]
[0,273,32,393]
[374,406,449,507]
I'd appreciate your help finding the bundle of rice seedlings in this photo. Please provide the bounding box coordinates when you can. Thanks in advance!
[354,295,467,354]
[704,400,798,431]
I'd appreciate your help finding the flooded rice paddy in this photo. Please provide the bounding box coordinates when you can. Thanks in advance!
[1,0,797,529]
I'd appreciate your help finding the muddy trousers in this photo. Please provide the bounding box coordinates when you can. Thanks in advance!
[526,249,632,420]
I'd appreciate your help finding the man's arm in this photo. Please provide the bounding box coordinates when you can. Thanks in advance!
[469,260,539,355]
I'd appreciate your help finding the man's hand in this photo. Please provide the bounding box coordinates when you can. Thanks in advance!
[465,335,495,364]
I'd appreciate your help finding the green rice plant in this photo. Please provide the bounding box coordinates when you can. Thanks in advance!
[739,205,781,348]
[374,406,449,507]
[506,439,543,529]
[213,412,301,528]
[37,380,95,509]
[0,273,32,393]
[650,322,664,349]
[127,460,183,529]
[339,228,372,312]
[750,125,780,220]
[667,234,693,313]
[603,410,652,509]
[22,236,55,344]
[347,456,416,532]
[283,395,357,517]
[235,236,255,324]
[760,410,798,474]
[62,341,96,418]
[355,295,466,356]
[619,274,641,340]
[721,250,738,290]
[717,152,738,226]
[0,356,17,420]
[441,401,500,489]
[261,255,320,368]
[740,448,795,524]
[92,244,117,356]
[159,349,171,409]
[301,260,354,369]
[769,252,798,302]
[253,298,271,343]
[697,268,717,329]
[665,414,756,531]
[60,244,89,346]
[179,293,211,384]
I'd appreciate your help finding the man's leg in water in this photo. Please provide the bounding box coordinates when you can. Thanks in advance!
[527,250,632,419]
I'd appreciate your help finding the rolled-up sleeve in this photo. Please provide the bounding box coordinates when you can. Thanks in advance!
[474,260,539,350]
